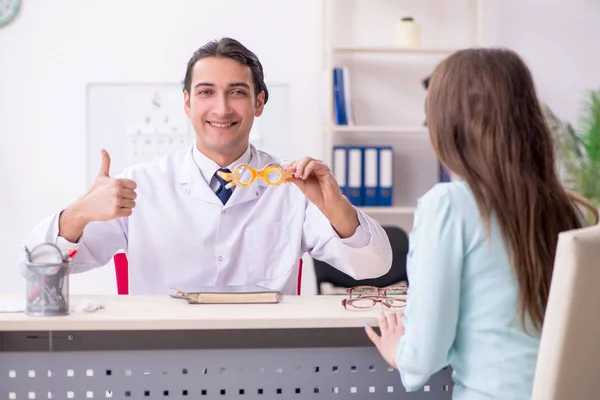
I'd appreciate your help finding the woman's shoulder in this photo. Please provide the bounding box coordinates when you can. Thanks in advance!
[414,181,491,260]
[418,180,476,213]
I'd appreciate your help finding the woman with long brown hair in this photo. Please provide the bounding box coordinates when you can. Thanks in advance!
[365,48,598,399]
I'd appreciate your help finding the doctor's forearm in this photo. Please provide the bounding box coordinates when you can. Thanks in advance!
[58,205,89,243]
[322,198,360,239]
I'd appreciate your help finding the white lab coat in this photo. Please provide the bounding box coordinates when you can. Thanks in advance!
[26,144,393,294]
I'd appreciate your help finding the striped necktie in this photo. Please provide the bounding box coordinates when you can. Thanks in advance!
[214,168,233,205]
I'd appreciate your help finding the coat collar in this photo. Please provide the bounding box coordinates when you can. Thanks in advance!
[177,143,273,208]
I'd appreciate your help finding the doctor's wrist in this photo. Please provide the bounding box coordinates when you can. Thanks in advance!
[69,202,93,225]
[58,204,90,242]
[322,198,360,239]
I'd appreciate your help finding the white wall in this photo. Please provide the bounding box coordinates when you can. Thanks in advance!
[482,0,600,125]
[1,0,599,296]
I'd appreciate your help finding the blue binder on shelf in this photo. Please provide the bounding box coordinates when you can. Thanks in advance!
[332,146,349,199]
[362,147,378,206]
[377,146,393,206]
[347,147,363,206]
[333,67,347,125]
[439,161,451,182]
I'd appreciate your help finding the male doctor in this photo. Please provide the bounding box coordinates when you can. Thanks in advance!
[25,37,392,295]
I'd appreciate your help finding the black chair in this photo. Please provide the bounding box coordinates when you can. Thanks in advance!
[313,225,409,294]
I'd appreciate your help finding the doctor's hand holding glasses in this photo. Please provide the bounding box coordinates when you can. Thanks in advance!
[218,157,352,216]
[216,157,362,239]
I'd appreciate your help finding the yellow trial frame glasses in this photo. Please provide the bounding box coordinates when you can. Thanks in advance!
[216,163,292,189]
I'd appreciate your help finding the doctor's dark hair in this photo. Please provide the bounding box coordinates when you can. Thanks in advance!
[426,47,598,332]
[182,37,269,104]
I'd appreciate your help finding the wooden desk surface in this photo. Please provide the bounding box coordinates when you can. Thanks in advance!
[0,294,402,331]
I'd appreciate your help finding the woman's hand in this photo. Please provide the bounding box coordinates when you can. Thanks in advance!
[365,311,405,369]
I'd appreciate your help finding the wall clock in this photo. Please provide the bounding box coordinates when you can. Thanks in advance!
[0,0,20,28]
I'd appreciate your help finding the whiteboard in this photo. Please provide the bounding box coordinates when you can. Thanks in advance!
[86,82,290,185]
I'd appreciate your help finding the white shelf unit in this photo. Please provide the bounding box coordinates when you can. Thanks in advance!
[332,46,462,55]
[359,206,416,215]
[322,0,482,226]
[331,125,428,133]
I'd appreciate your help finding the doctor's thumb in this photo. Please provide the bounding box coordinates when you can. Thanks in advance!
[98,149,111,178]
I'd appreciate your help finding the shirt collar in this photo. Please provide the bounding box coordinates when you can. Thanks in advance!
[192,144,252,185]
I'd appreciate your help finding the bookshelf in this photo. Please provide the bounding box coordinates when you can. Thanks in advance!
[359,206,416,215]
[332,46,461,55]
[332,125,428,134]
[322,0,482,229]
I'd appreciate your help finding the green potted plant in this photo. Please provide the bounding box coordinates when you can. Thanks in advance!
[544,89,600,220]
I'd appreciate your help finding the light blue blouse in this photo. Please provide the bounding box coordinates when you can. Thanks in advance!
[396,181,541,400]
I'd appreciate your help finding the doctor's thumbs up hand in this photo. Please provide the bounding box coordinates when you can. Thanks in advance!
[81,149,138,221]
[285,157,360,239]
[58,150,137,242]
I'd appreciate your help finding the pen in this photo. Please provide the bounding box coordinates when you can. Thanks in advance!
[63,248,78,262]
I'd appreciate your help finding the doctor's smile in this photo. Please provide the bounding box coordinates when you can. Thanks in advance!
[206,121,239,129]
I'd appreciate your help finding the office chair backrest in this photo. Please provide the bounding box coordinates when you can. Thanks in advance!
[313,225,409,293]
[114,254,304,295]
[531,224,600,400]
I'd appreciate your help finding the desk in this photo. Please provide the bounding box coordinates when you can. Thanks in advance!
[0,295,453,399]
